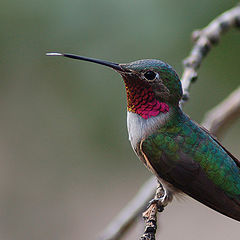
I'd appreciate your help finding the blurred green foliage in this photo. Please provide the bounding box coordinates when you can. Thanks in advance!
[0,1,239,240]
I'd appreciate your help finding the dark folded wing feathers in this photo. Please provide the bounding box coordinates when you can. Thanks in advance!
[141,124,240,221]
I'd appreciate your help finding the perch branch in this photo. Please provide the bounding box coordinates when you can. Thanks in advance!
[99,4,240,240]
[139,183,165,240]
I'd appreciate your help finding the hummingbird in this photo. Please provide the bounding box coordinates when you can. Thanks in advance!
[47,52,240,221]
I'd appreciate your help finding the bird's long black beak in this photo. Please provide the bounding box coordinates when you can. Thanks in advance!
[46,52,127,72]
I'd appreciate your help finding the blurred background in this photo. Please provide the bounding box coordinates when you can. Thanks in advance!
[0,0,240,239]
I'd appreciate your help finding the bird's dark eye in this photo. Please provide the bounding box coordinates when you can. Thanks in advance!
[144,71,156,81]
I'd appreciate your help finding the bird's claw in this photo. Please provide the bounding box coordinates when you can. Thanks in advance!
[146,198,165,212]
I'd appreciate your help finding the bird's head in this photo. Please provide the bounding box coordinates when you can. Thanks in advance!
[47,53,183,119]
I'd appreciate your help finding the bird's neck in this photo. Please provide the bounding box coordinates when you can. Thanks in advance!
[127,105,182,150]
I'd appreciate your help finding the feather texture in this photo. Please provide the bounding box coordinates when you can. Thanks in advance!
[138,107,240,221]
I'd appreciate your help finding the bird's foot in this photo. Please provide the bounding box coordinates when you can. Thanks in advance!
[146,183,168,212]
[147,198,164,212]
[141,182,168,239]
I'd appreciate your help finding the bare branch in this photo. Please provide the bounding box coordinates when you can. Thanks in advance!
[202,86,240,138]
[181,4,240,104]
[139,183,165,240]
[99,4,240,240]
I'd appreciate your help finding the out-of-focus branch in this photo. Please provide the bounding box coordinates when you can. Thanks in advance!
[99,4,240,240]
[202,86,240,138]
[181,4,240,105]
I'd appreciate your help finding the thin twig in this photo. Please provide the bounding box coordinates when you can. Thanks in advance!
[99,4,240,240]
[139,183,165,240]
[181,4,240,105]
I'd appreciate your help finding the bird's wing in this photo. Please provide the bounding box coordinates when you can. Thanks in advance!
[141,120,240,221]
[198,124,240,168]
